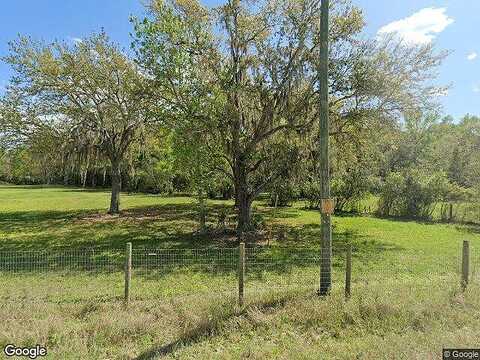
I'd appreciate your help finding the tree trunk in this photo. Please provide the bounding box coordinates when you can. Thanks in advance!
[233,185,239,208]
[82,153,90,188]
[91,169,96,187]
[81,169,88,188]
[102,167,107,186]
[91,149,98,188]
[234,159,252,238]
[198,189,207,232]
[109,160,121,214]
[237,186,252,238]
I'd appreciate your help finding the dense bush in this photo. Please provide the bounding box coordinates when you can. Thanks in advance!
[268,182,300,207]
[207,178,234,200]
[301,169,375,212]
[130,168,174,194]
[378,169,451,219]
[332,168,376,212]
[302,180,323,209]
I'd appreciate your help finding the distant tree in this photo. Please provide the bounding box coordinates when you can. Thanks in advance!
[378,168,451,219]
[3,33,157,213]
[451,116,480,188]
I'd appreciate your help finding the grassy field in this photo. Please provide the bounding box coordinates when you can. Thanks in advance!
[0,185,480,359]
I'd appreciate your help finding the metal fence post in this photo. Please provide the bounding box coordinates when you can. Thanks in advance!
[238,242,245,307]
[462,240,470,291]
[125,242,132,305]
[345,244,352,299]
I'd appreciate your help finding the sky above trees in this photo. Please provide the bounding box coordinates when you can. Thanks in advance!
[0,0,478,120]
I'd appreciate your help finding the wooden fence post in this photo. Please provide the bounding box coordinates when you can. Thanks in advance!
[345,244,352,299]
[462,240,470,291]
[125,242,132,305]
[238,242,245,307]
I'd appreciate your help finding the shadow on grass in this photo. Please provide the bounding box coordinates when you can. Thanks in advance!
[134,292,303,360]
[0,203,210,250]
[372,212,474,227]
[0,201,405,275]
[455,224,480,235]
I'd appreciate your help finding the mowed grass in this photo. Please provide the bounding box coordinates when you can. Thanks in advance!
[1,185,480,359]
[1,185,479,254]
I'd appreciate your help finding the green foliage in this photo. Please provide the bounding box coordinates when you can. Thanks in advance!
[378,169,451,219]
[268,181,300,207]
[2,32,158,212]
[302,180,323,210]
[0,0,463,225]
[301,170,376,213]
[332,168,376,212]
[206,178,234,200]
[126,129,177,194]
[249,210,266,232]
[0,147,37,184]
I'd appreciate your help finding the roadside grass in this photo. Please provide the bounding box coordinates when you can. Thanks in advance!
[1,271,479,359]
[1,185,480,359]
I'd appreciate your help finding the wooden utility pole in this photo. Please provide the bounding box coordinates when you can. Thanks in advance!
[318,0,333,296]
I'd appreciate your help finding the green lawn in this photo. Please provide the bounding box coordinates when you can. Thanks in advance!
[0,185,479,359]
[1,184,478,253]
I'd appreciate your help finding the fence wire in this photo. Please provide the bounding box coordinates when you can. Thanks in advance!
[0,248,124,273]
[0,243,475,304]
[132,247,238,273]
[473,243,479,284]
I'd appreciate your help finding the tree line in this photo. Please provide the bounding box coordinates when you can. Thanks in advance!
[1,0,477,232]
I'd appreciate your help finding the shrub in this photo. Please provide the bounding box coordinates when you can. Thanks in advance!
[268,182,299,207]
[378,169,451,219]
[331,168,375,212]
[302,180,322,209]
[207,179,234,200]
[302,169,375,212]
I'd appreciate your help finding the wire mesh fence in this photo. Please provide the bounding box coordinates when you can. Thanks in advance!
[472,243,479,284]
[243,245,351,298]
[132,247,238,274]
[130,247,239,301]
[0,241,476,306]
[0,248,124,273]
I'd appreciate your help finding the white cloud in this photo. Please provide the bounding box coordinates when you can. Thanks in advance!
[467,52,478,61]
[377,7,454,45]
[474,85,480,93]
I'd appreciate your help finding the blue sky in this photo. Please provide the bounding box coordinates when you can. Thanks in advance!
[0,0,478,120]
